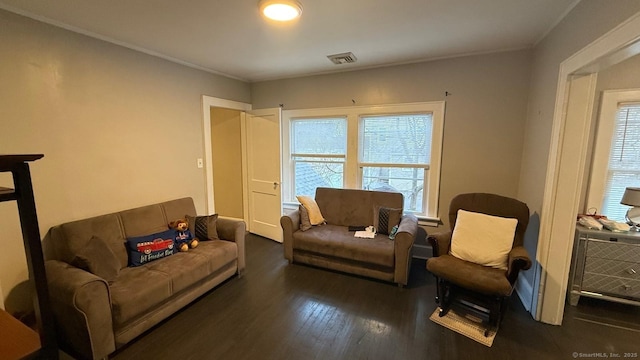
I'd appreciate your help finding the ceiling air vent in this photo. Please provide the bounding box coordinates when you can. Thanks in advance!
[327,52,357,65]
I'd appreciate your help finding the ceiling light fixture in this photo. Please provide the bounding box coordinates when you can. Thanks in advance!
[259,0,303,21]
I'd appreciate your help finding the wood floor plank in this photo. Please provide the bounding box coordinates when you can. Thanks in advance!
[107,234,640,360]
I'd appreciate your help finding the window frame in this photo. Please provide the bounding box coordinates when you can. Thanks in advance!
[586,88,640,219]
[282,102,445,223]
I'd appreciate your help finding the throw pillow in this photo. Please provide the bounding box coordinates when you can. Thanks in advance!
[296,195,325,225]
[373,206,402,235]
[299,205,312,231]
[186,214,220,241]
[126,229,177,267]
[449,209,518,270]
[71,236,120,283]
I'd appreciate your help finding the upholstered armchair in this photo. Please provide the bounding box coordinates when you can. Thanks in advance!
[426,193,532,335]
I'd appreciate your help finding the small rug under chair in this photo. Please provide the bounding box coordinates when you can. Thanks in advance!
[429,307,497,347]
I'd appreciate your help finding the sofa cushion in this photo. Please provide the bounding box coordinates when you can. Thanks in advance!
[315,188,403,227]
[110,266,173,328]
[110,239,238,328]
[120,204,168,238]
[297,195,325,225]
[186,214,219,240]
[126,229,177,267]
[71,236,120,283]
[57,213,129,269]
[373,206,402,235]
[197,240,239,273]
[162,197,198,224]
[293,224,394,268]
[146,240,237,294]
[426,254,512,296]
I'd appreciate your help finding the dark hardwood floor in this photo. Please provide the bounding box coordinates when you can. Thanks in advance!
[105,234,639,360]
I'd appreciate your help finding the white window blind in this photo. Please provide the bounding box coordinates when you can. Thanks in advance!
[601,103,640,221]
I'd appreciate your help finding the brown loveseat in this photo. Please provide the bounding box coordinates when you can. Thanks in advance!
[280,187,419,287]
[43,197,245,359]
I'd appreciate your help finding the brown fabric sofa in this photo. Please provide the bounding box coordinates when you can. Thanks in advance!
[43,197,245,359]
[280,187,419,287]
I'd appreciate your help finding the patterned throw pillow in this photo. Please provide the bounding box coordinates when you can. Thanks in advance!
[299,205,312,231]
[373,206,402,235]
[71,236,121,283]
[186,214,220,241]
[126,229,177,267]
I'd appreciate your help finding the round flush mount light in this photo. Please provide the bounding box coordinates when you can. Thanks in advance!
[259,0,303,21]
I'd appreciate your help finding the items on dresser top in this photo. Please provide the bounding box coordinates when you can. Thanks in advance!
[576,214,630,231]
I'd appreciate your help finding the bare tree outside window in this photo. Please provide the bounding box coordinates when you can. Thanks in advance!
[292,118,347,197]
[361,114,432,213]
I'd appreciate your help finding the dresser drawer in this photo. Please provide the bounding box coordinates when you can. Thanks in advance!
[582,273,640,299]
[586,240,640,262]
[584,257,639,279]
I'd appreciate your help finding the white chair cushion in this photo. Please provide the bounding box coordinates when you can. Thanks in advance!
[450,209,518,270]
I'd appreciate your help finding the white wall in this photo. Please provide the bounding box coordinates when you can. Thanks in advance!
[520,0,640,216]
[252,49,532,231]
[518,0,640,298]
[0,9,250,313]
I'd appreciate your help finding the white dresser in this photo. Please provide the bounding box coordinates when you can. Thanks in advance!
[569,225,640,306]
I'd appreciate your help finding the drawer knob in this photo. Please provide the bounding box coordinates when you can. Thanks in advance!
[628,268,637,275]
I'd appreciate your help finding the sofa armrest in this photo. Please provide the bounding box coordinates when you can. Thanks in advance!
[45,259,114,360]
[280,210,300,262]
[507,245,532,284]
[216,217,247,275]
[394,214,419,286]
[427,231,452,257]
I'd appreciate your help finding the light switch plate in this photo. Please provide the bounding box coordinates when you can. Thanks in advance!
[197,158,203,168]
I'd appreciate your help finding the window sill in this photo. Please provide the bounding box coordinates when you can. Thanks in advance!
[283,201,299,211]
[416,216,441,227]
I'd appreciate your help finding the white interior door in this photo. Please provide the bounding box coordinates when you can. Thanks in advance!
[246,108,283,242]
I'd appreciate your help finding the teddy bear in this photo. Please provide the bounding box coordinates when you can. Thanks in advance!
[169,218,199,252]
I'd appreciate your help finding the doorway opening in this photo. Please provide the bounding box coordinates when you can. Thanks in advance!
[201,96,283,242]
[201,96,251,223]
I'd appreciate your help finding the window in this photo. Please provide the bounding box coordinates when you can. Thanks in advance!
[601,104,640,220]
[587,90,640,221]
[282,102,445,221]
[291,118,347,197]
[360,114,432,214]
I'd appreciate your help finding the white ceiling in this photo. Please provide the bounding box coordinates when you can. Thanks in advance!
[0,0,579,82]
